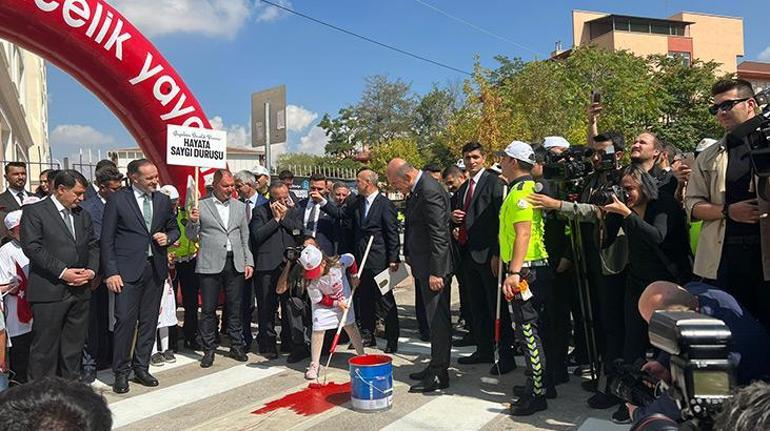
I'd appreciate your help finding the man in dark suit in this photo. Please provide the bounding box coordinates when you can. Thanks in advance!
[452,143,515,375]
[386,159,453,393]
[84,159,118,201]
[0,162,31,239]
[78,166,123,383]
[101,159,180,394]
[330,181,354,255]
[296,173,337,255]
[249,181,302,358]
[20,170,99,380]
[320,168,401,352]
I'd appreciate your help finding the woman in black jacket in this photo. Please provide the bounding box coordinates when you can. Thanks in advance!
[602,164,692,364]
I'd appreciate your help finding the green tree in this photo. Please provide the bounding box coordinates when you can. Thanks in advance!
[368,137,424,177]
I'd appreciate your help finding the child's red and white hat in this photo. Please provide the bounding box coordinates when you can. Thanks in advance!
[299,244,324,280]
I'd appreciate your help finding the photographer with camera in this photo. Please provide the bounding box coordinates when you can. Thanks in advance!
[685,78,770,334]
[624,281,770,426]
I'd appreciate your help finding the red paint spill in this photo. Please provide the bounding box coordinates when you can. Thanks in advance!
[252,382,351,416]
[349,354,391,366]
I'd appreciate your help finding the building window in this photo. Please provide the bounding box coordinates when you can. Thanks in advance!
[629,18,650,33]
[668,51,692,67]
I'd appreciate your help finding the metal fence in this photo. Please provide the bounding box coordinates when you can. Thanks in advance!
[271,165,357,181]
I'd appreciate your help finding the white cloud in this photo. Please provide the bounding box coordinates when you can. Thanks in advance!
[297,126,328,155]
[51,124,115,147]
[209,115,251,147]
[286,105,318,132]
[760,45,770,62]
[255,0,292,22]
[110,0,291,39]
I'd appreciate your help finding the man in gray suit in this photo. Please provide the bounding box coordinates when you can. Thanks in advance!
[188,169,254,368]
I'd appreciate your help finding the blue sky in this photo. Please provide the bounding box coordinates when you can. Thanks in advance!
[47,0,770,163]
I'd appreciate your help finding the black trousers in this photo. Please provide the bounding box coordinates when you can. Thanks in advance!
[255,267,292,351]
[457,273,472,327]
[509,265,553,396]
[358,269,399,344]
[82,283,111,372]
[9,331,32,384]
[283,295,311,351]
[200,255,245,352]
[416,276,452,372]
[716,242,770,333]
[463,255,513,359]
[598,271,626,371]
[415,282,430,338]
[544,266,572,379]
[623,275,652,363]
[28,292,89,381]
[112,261,163,375]
[176,259,200,344]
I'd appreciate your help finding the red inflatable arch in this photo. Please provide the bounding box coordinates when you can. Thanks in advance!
[0,0,213,199]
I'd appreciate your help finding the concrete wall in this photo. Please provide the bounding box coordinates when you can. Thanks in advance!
[669,12,743,74]
[571,10,608,47]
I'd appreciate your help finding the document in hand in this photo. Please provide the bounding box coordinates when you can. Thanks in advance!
[374,265,409,295]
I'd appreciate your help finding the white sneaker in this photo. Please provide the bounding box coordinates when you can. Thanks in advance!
[305,362,320,380]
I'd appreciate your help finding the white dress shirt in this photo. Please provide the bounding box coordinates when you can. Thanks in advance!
[8,187,27,207]
[363,191,379,219]
[213,197,232,251]
[303,200,322,236]
[411,170,424,193]
[51,195,75,241]
[463,168,485,204]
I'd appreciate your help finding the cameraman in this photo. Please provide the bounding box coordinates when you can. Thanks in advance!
[627,281,770,424]
[529,131,631,418]
[685,78,770,334]
[274,237,320,363]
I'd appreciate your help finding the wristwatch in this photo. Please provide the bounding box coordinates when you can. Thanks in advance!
[722,203,730,220]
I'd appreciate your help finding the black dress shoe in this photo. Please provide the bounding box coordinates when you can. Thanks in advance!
[229,347,248,362]
[80,369,97,384]
[200,350,215,368]
[458,352,493,365]
[409,373,449,393]
[587,391,621,409]
[287,348,310,364]
[184,339,202,351]
[490,357,517,375]
[133,370,159,387]
[363,337,378,348]
[509,396,547,416]
[384,343,398,354]
[452,335,475,347]
[280,343,293,354]
[419,333,430,342]
[113,374,129,394]
[409,368,430,381]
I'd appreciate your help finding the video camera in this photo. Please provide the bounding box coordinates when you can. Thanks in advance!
[284,246,304,262]
[611,311,734,430]
[745,88,770,198]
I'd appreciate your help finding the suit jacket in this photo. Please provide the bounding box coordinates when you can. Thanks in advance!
[296,197,336,256]
[322,192,400,273]
[100,187,180,283]
[187,196,254,274]
[451,169,503,265]
[405,174,453,282]
[0,189,26,239]
[80,196,105,241]
[20,197,99,303]
[249,201,302,271]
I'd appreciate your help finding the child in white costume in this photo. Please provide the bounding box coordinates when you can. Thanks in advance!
[298,245,364,380]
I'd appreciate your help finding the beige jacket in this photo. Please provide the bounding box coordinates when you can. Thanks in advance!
[684,137,770,281]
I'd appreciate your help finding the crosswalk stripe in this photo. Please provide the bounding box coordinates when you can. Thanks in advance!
[379,394,506,431]
[91,352,200,390]
[109,363,284,429]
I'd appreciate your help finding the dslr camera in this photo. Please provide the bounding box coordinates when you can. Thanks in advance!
[611,311,734,430]
[284,246,304,263]
[542,146,595,183]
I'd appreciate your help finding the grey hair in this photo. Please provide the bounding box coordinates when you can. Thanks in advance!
[234,170,256,185]
[715,382,770,431]
[358,168,378,185]
[332,181,350,192]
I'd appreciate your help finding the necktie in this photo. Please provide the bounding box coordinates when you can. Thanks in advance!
[363,198,370,219]
[61,208,75,239]
[143,194,153,256]
[16,191,24,204]
[245,199,253,222]
[306,203,318,236]
[458,179,475,246]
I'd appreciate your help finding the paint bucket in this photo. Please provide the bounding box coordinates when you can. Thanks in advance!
[349,354,393,412]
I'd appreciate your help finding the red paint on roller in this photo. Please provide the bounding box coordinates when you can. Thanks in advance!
[252,382,351,416]
[349,354,391,366]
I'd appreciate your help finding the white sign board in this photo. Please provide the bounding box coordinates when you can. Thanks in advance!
[166,125,227,169]
[374,265,409,295]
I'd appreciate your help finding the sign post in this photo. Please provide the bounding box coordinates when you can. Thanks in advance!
[251,85,286,171]
[166,125,227,209]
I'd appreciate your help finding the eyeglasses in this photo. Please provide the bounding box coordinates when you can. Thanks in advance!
[708,98,749,115]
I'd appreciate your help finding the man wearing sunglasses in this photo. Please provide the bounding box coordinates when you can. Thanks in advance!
[685,78,770,333]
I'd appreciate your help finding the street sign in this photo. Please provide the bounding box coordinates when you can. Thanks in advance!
[166,125,227,169]
[251,85,286,147]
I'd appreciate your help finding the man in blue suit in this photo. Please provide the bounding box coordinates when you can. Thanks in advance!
[101,159,180,394]
[79,166,123,383]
